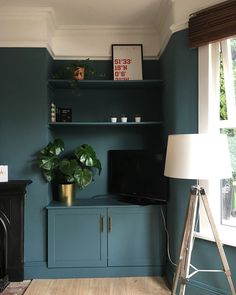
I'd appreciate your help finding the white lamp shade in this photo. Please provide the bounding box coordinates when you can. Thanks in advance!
[164,134,232,180]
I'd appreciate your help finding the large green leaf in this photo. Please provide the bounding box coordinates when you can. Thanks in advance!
[74,167,93,189]
[40,138,64,156]
[37,139,65,183]
[48,138,65,156]
[39,156,59,171]
[75,144,96,166]
[42,170,54,182]
[93,158,102,174]
[74,144,102,176]
[58,158,78,182]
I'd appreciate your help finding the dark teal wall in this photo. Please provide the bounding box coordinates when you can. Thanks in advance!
[0,48,52,263]
[160,30,236,294]
[160,30,198,136]
[160,29,198,283]
[0,51,163,277]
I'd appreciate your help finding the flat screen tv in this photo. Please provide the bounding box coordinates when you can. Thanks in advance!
[108,150,168,204]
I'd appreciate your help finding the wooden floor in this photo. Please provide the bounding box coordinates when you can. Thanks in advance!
[24,277,171,295]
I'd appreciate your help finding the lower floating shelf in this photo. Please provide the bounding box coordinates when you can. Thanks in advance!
[49,121,163,127]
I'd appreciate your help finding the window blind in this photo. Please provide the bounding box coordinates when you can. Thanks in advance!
[189,0,236,48]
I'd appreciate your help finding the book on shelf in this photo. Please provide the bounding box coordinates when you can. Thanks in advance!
[56,108,72,122]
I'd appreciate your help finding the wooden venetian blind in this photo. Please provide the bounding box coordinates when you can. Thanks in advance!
[189,0,236,48]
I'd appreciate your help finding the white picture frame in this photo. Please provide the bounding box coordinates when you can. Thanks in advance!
[112,44,143,80]
[0,165,8,182]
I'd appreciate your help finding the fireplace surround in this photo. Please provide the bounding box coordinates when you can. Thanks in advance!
[0,180,31,291]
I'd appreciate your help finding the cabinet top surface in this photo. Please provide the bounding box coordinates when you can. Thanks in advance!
[46,196,161,209]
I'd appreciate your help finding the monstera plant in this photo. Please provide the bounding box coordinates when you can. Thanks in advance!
[37,139,101,204]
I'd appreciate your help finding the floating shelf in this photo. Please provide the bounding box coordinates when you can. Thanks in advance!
[48,79,163,89]
[49,121,163,127]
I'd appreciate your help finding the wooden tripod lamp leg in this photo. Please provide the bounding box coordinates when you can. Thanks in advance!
[179,193,199,295]
[171,193,198,295]
[201,192,236,295]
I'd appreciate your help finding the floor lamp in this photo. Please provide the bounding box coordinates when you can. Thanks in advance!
[164,134,236,295]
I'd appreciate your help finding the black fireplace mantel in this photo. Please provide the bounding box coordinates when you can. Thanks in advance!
[0,180,32,194]
[0,180,32,285]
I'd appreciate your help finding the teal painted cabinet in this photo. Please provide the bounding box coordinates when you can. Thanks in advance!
[47,200,166,271]
[108,206,165,267]
[48,208,107,267]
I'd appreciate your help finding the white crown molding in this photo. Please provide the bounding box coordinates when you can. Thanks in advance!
[0,7,56,50]
[157,19,188,58]
[0,41,48,48]
[51,24,160,59]
[57,24,158,35]
[170,20,188,33]
[156,0,174,58]
[0,7,56,23]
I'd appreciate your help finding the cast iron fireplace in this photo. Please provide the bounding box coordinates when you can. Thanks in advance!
[0,180,31,291]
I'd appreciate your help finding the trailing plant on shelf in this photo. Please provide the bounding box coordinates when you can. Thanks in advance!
[53,59,93,80]
[37,138,102,189]
[51,59,106,94]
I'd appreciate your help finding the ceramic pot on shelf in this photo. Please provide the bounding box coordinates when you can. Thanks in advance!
[74,67,85,80]
[121,115,128,123]
[111,116,117,123]
[135,115,141,122]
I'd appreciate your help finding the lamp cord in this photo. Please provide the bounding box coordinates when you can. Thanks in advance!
[160,196,201,269]
[160,206,177,267]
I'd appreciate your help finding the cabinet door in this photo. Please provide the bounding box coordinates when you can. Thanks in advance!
[48,208,107,268]
[107,206,165,267]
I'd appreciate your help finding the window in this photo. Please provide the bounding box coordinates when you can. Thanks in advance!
[220,39,236,228]
[198,38,236,247]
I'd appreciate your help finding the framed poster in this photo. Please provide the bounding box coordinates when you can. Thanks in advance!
[112,44,143,80]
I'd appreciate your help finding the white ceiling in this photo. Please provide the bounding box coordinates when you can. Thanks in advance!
[0,0,163,27]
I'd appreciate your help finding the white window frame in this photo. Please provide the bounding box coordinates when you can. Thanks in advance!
[197,42,236,247]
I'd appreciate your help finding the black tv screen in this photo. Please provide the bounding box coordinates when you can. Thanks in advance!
[108,150,168,204]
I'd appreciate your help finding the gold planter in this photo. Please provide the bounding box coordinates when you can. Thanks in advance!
[58,183,76,205]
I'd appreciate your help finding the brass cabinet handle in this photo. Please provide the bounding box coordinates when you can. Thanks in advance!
[108,216,112,232]
[100,216,104,232]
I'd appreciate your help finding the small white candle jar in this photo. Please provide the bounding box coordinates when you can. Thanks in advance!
[135,115,141,122]
[111,116,117,123]
[121,115,128,123]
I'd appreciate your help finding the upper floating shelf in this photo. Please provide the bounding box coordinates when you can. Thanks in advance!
[49,121,163,127]
[48,79,163,89]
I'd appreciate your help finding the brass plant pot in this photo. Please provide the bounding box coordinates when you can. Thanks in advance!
[58,183,76,206]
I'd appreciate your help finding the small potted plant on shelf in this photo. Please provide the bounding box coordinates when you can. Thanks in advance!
[121,114,128,123]
[65,59,96,81]
[52,59,106,94]
[135,114,141,122]
[37,138,102,205]
[52,59,95,80]
[110,114,117,123]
